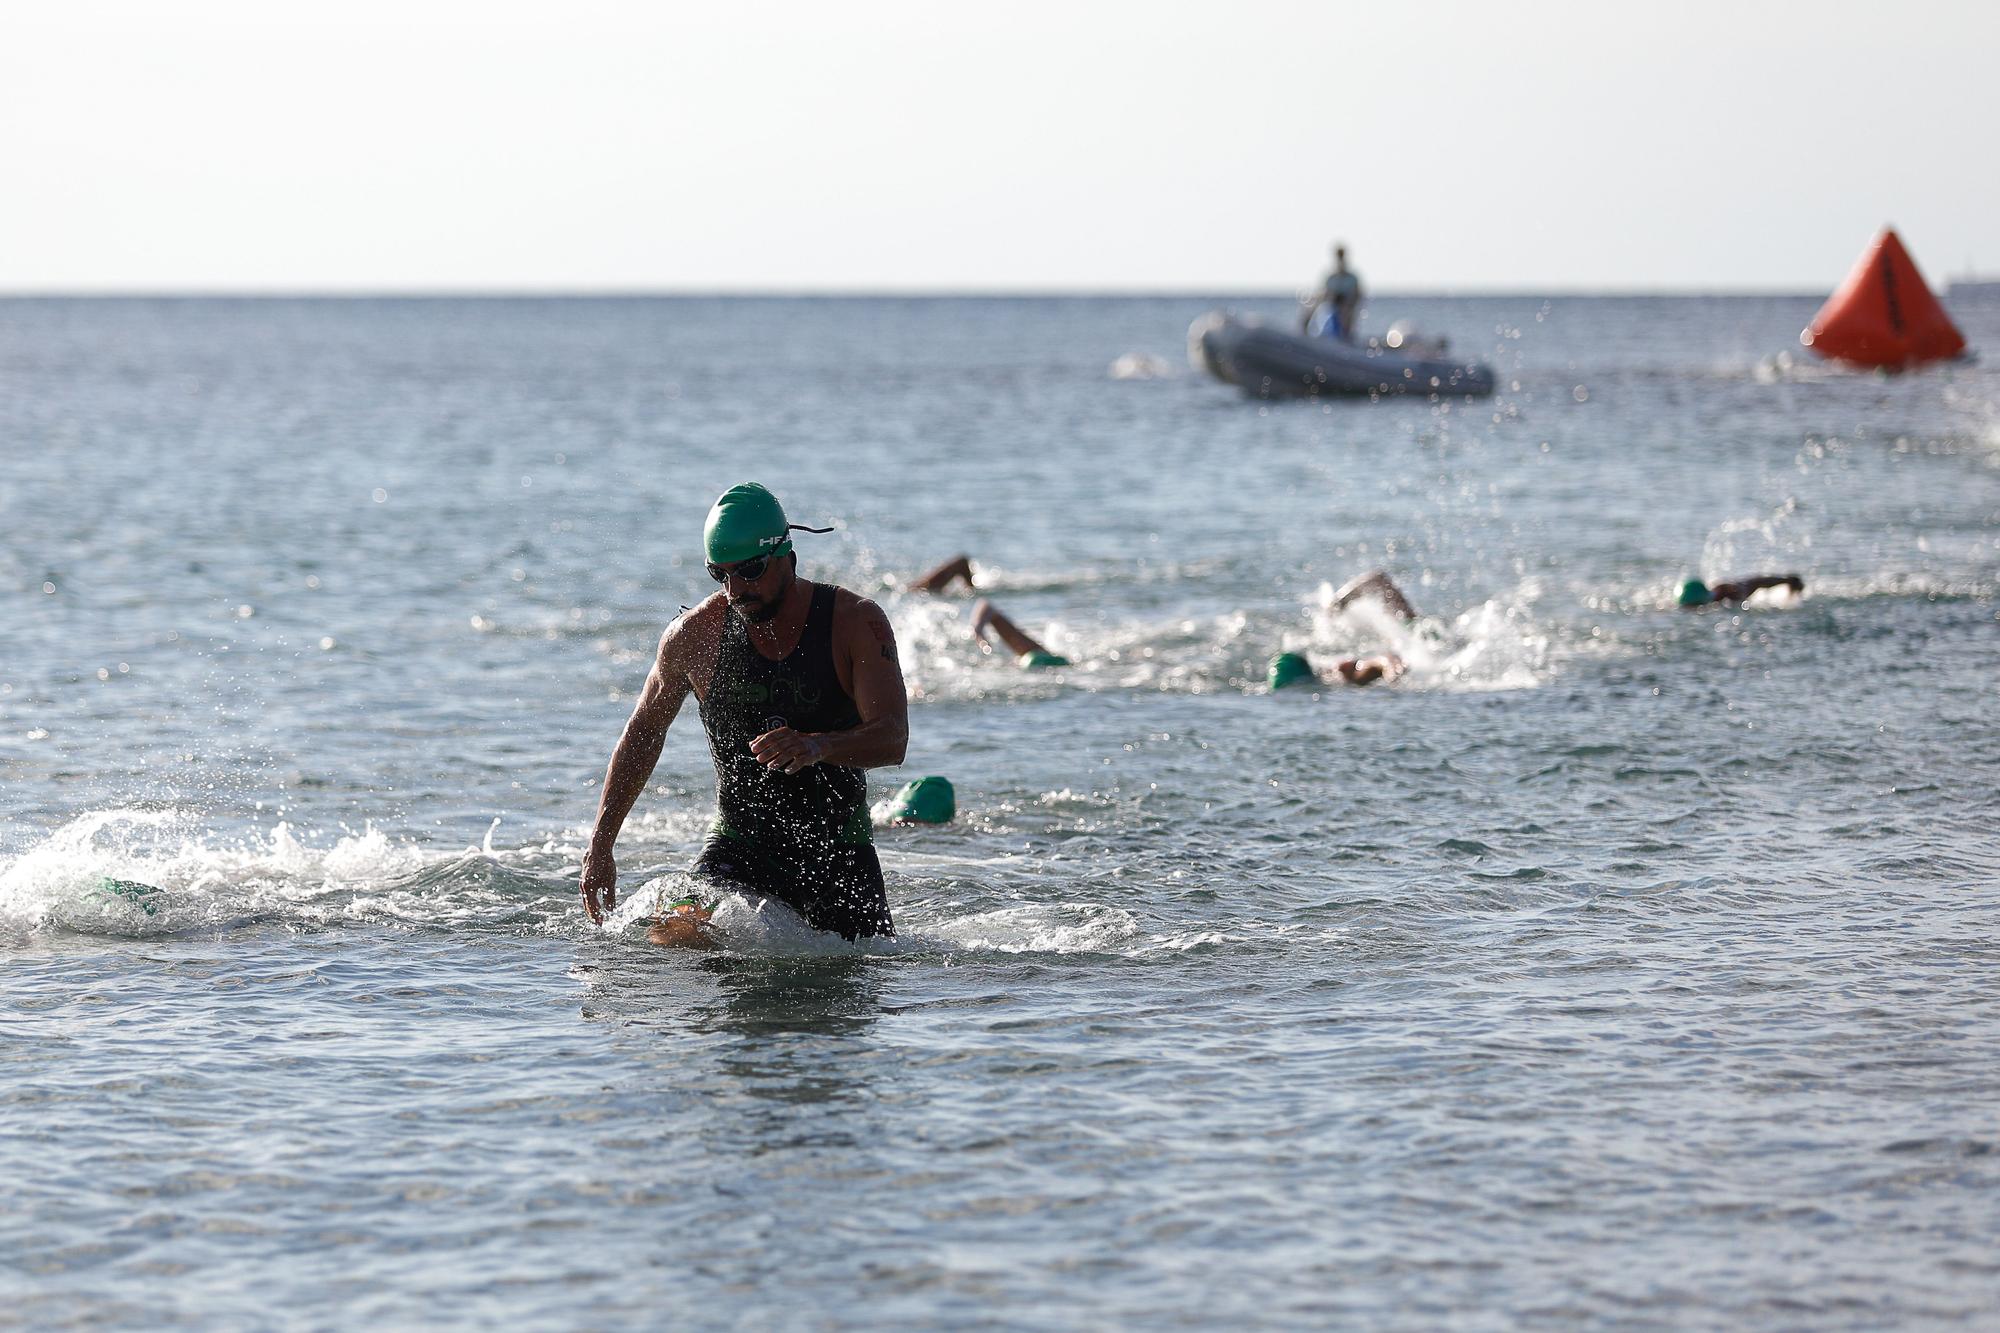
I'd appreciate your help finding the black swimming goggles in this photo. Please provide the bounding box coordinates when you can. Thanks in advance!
[705,522,834,584]
[707,553,776,583]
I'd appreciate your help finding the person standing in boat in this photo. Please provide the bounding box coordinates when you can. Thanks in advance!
[579,483,909,942]
[1301,243,1363,342]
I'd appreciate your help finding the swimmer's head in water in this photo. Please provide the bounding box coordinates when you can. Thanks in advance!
[1020,650,1071,670]
[1677,578,1714,607]
[1268,651,1314,690]
[884,775,955,825]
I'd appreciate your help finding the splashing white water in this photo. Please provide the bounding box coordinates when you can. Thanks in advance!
[0,807,428,938]
[1300,581,1552,692]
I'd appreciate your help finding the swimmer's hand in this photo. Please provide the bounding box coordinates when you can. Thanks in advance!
[750,726,825,775]
[579,847,617,924]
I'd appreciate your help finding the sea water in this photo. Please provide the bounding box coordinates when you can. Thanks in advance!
[3,294,1998,1328]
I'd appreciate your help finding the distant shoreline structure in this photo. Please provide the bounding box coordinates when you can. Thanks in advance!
[1946,276,2000,298]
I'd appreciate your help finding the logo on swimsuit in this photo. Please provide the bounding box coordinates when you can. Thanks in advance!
[770,678,823,712]
[711,676,825,712]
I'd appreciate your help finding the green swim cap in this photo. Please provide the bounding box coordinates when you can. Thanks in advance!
[97,877,160,916]
[1268,651,1314,690]
[704,483,794,565]
[1677,578,1713,607]
[884,775,955,824]
[1020,650,1071,670]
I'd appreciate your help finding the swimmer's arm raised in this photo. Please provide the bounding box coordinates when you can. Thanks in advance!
[580,623,695,922]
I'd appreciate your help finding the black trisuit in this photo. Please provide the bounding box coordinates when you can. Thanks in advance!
[692,583,893,940]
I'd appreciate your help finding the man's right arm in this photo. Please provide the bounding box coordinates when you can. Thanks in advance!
[578,622,696,924]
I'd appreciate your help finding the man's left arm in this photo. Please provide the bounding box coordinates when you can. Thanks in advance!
[747,597,909,774]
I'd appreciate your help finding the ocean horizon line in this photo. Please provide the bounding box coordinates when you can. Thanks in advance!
[0,284,1837,302]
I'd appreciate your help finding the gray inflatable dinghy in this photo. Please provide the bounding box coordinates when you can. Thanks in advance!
[1189,312,1495,399]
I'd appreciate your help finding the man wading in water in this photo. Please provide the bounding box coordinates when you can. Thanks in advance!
[579,483,908,943]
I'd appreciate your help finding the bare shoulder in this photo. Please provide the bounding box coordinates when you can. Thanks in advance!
[832,585,887,619]
[658,593,727,672]
[833,587,899,658]
[834,587,894,630]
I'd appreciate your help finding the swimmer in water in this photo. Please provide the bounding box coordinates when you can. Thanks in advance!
[1677,574,1804,608]
[971,598,1071,669]
[880,775,956,825]
[1268,569,1416,690]
[898,554,1068,668]
[906,553,977,595]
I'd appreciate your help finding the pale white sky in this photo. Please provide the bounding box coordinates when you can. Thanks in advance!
[3,0,1995,292]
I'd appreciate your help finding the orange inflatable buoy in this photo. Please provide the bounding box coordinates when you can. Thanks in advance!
[1800,228,1967,369]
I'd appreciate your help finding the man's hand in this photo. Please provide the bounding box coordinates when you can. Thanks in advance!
[749,726,824,775]
[580,847,618,924]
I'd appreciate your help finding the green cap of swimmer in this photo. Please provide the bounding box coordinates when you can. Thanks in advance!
[884,775,955,824]
[1268,651,1315,690]
[1677,578,1714,608]
[97,877,160,916]
[704,483,795,565]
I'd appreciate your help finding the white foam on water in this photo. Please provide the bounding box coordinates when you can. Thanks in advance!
[894,597,1278,701]
[1138,920,1353,954]
[0,807,427,938]
[609,870,1146,959]
[900,901,1142,955]
[1301,580,1555,693]
[606,873,861,954]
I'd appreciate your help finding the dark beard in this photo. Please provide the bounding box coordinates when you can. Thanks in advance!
[731,595,782,624]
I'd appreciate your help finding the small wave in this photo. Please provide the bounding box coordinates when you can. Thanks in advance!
[0,805,1179,960]
[1108,352,1176,381]
[0,808,592,941]
[903,901,1141,955]
[605,874,1148,959]
[0,808,429,939]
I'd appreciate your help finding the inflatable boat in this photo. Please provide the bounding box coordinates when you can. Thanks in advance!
[1189,312,1495,399]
